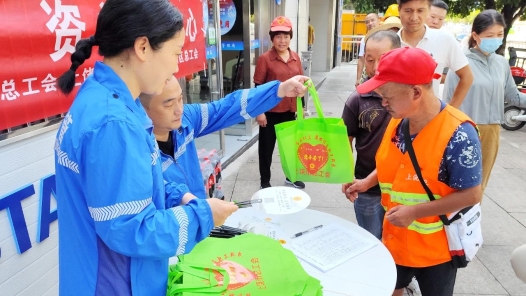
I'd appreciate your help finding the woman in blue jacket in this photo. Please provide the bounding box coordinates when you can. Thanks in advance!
[54,1,238,295]
[139,76,310,203]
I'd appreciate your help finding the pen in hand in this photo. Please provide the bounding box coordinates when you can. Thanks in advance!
[291,225,323,238]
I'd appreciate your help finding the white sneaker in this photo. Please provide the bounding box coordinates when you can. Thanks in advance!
[405,277,421,296]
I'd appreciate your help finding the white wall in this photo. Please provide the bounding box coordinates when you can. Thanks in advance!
[0,129,59,296]
[308,0,336,72]
[284,0,310,54]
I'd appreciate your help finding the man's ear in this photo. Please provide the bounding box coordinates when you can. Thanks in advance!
[412,85,424,101]
[134,36,150,62]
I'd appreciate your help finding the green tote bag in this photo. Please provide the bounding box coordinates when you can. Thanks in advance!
[167,233,323,296]
[275,80,354,184]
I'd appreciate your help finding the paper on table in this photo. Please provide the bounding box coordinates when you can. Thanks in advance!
[288,223,378,272]
[251,186,311,215]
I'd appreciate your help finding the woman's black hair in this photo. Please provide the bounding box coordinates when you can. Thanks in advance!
[57,0,184,95]
[269,30,293,41]
[469,9,506,49]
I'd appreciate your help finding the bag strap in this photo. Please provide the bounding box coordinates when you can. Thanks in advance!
[402,119,450,226]
[167,262,229,294]
[296,80,325,122]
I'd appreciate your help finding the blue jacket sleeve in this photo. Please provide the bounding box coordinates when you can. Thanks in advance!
[80,120,213,259]
[165,181,190,208]
[184,80,282,137]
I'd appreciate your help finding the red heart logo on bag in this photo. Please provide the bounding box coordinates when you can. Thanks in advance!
[297,143,329,174]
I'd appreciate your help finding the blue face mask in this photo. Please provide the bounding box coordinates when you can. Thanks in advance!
[478,37,503,54]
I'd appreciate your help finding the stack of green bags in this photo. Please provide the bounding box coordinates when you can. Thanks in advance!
[167,233,323,296]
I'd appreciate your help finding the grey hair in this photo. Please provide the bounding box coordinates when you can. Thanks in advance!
[366,30,402,50]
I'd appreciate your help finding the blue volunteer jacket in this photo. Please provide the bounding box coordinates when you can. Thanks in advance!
[162,81,283,203]
[54,62,213,296]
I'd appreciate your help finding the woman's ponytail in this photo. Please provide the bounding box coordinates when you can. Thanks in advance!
[56,36,96,95]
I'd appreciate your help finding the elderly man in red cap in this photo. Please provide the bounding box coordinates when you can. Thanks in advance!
[345,47,482,296]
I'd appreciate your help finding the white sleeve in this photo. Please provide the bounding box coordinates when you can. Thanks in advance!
[358,38,365,57]
[446,33,469,72]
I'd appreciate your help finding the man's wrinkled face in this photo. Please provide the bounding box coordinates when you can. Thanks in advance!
[364,38,395,78]
[374,82,417,119]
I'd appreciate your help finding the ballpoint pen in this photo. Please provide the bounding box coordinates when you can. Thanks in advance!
[291,225,323,238]
[234,199,263,208]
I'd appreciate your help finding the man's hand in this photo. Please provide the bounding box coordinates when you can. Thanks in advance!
[343,179,370,202]
[256,114,267,127]
[181,192,197,205]
[385,205,417,228]
[277,75,311,98]
[206,198,239,227]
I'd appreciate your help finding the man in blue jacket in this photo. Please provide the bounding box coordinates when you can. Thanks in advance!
[139,75,310,202]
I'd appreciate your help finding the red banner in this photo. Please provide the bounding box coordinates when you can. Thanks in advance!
[0,0,206,131]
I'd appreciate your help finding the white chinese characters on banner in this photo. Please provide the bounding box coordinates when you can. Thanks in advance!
[178,48,200,64]
[41,0,87,62]
[1,80,21,101]
[0,68,93,101]
[22,78,40,96]
[185,8,197,42]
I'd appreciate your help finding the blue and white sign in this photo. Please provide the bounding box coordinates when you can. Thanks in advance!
[221,41,244,51]
[214,0,236,35]
[206,45,217,59]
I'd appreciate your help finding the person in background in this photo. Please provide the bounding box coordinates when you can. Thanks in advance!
[397,0,473,104]
[346,47,482,296]
[426,0,450,84]
[138,75,309,203]
[308,17,315,51]
[426,0,448,29]
[341,30,401,240]
[355,13,380,88]
[254,16,306,189]
[444,9,526,194]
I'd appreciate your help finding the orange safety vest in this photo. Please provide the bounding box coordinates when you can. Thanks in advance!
[376,105,476,267]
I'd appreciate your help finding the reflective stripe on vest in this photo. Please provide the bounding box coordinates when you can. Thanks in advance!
[379,182,444,234]
[408,220,444,234]
[379,182,442,205]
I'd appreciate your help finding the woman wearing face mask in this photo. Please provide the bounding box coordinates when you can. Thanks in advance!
[444,9,526,194]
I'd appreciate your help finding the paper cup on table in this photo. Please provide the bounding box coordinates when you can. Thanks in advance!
[250,186,310,215]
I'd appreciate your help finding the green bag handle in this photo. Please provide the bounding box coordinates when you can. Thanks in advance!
[167,262,230,295]
[296,79,325,122]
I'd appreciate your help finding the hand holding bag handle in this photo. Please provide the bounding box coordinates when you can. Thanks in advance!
[296,80,325,123]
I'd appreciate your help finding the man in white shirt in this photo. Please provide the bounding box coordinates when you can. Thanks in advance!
[398,0,473,106]
[355,13,379,87]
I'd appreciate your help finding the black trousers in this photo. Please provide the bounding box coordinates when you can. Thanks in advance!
[258,111,295,184]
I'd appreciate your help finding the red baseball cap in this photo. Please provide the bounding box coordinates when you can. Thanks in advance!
[270,16,292,32]
[356,47,442,94]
